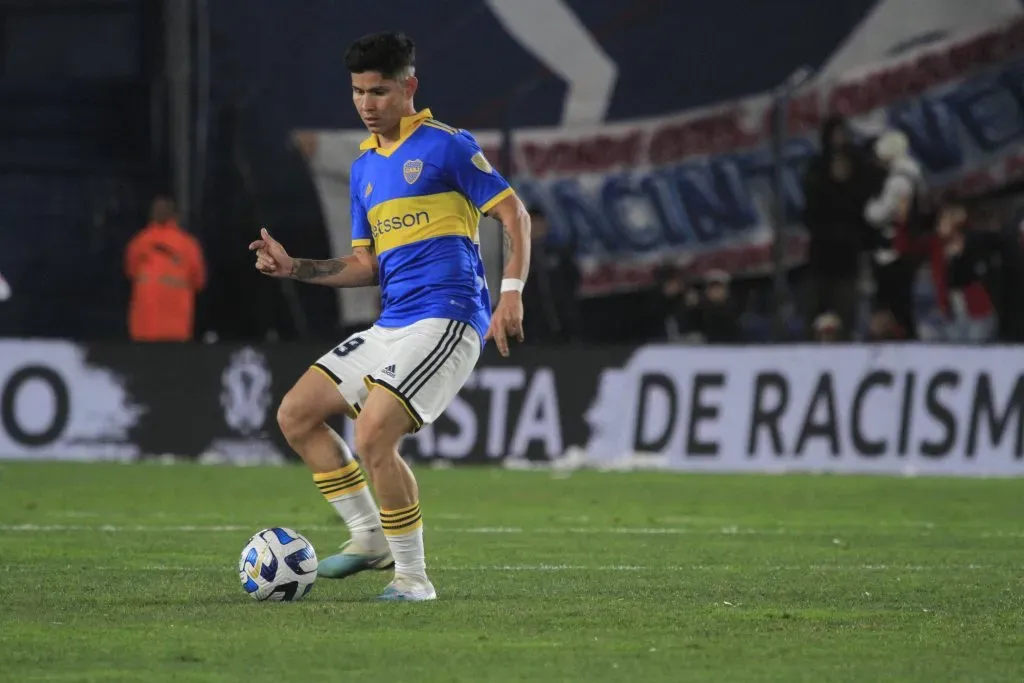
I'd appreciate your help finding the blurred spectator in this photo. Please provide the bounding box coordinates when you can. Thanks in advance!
[521,206,581,344]
[0,270,10,302]
[660,268,741,343]
[801,116,883,337]
[865,308,906,342]
[124,196,207,342]
[812,312,842,342]
[864,130,928,340]
[699,270,741,343]
[935,202,1024,343]
[927,204,994,342]
[659,264,703,342]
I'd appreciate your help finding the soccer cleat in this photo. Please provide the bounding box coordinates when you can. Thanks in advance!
[317,539,394,579]
[376,576,437,602]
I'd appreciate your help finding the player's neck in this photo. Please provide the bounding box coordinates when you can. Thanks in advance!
[377,107,418,149]
[377,128,402,149]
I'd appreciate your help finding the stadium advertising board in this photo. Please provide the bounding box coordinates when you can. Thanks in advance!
[566,345,1024,477]
[0,340,1021,476]
[0,341,292,465]
[303,19,1024,300]
[0,341,141,461]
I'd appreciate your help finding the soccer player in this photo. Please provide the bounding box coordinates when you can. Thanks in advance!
[248,32,530,601]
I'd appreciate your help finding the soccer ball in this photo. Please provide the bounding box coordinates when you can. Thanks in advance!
[238,527,318,601]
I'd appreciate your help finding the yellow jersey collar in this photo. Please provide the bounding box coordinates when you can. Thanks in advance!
[359,108,433,151]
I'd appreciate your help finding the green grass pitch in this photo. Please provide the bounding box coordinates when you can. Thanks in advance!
[0,462,1021,682]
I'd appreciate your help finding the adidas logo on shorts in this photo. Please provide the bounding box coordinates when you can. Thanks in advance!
[382,364,397,379]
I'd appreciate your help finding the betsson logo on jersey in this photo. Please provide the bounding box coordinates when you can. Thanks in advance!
[372,211,430,238]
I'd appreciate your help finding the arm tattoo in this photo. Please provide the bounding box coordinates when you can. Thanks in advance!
[502,225,514,266]
[290,258,346,281]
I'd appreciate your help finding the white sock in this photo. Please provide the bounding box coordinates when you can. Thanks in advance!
[380,502,427,580]
[313,435,386,554]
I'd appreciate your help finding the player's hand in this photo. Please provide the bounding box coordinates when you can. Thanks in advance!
[485,292,525,357]
[248,227,294,278]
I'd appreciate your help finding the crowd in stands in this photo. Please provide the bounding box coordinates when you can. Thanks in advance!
[645,119,1024,346]
[3,117,1023,347]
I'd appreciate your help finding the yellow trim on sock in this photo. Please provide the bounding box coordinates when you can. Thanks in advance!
[381,502,422,535]
[382,515,423,536]
[313,462,360,483]
[319,478,365,497]
[381,508,420,527]
[380,501,420,518]
[316,469,363,489]
[321,480,368,500]
[314,463,367,500]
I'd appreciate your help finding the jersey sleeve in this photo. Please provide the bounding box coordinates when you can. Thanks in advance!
[350,168,372,249]
[443,131,515,214]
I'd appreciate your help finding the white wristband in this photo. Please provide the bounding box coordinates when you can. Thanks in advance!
[500,278,525,293]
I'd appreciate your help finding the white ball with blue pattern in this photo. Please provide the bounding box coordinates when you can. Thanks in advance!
[238,527,318,601]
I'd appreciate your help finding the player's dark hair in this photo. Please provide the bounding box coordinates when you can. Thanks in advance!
[345,32,415,79]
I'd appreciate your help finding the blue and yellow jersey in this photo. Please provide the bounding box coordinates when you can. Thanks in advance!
[349,108,513,345]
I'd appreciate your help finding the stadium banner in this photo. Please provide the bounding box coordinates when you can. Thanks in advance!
[1,340,1022,476]
[300,18,1024,306]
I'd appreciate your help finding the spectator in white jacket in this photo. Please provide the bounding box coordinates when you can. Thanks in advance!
[863,130,928,339]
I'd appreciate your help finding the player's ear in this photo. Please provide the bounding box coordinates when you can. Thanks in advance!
[405,75,419,99]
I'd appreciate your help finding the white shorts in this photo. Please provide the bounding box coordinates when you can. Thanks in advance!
[312,318,481,431]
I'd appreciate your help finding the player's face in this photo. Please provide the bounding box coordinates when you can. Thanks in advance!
[351,71,413,137]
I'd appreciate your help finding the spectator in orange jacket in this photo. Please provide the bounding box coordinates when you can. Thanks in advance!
[125,197,206,341]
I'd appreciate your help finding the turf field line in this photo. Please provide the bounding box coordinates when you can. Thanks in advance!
[1,523,1023,538]
[436,563,989,572]
[0,563,989,573]
[39,511,937,528]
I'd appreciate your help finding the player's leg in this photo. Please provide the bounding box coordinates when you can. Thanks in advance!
[277,330,393,577]
[355,319,481,601]
[352,388,427,597]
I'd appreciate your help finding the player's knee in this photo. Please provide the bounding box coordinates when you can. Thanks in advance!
[276,392,316,444]
[353,413,391,463]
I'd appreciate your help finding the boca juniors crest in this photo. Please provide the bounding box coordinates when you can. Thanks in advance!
[403,159,423,184]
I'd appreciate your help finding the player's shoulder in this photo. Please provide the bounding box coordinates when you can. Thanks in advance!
[351,149,373,171]
[349,149,375,187]
[419,118,481,150]
[420,115,461,137]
